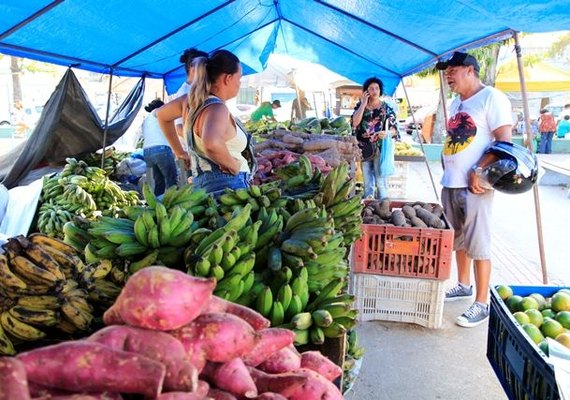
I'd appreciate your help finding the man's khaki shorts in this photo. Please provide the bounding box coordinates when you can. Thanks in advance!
[441,187,494,260]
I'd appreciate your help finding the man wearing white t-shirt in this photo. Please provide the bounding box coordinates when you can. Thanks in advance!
[436,52,513,328]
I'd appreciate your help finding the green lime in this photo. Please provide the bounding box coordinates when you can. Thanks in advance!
[506,295,524,313]
[521,296,539,311]
[496,285,513,301]
[541,318,564,339]
[513,311,530,325]
[556,311,570,329]
[525,309,544,328]
[552,292,570,312]
[528,293,546,310]
[523,323,545,344]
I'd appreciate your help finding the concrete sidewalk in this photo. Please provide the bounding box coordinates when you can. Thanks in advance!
[345,156,570,400]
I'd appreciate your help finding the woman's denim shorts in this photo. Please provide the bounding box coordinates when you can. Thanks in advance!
[193,171,250,198]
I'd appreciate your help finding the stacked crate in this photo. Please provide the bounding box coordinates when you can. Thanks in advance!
[350,201,453,328]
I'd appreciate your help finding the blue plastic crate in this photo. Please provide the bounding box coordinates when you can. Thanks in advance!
[487,285,563,400]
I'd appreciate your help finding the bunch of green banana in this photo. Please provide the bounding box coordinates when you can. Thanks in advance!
[36,199,76,238]
[274,155,323,199]
[253,206,284,270]
[346,329,365,360]
[217,182,285,215]
[320,161,364,245]
[186,204,259,302]
[62,218,93,252]
[36,158,141,238]
[286,278,357,345]
[82,147,131,178]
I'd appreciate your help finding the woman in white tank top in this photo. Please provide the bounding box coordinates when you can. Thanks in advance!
[157,50,253,197]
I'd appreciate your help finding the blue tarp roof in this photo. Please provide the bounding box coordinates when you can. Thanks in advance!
[1,1,569,95]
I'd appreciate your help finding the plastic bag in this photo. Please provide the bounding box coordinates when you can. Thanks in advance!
[378,135,395,177]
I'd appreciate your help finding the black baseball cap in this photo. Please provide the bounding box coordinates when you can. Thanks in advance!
[272,100,281,108]
[436,52,480,73]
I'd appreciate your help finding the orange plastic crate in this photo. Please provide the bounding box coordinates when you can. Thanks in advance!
[352,201,453,280]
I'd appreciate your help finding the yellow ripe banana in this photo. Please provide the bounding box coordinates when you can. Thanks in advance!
[14,237,65,280]
[9,255,60,286]
[9,306,60,327]
[0,323,16,355]
[0,311,46,341]
[82,259,113,281]
[61,300,93,331]
[0,254,27,292]
[28,233,81,256]
[56,317,78,334]
[67,296,94,315]
[17,295,61,310]
[60,279,80,295]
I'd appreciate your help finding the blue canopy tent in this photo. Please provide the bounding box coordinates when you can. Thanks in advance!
[1,0,569,283]
[1,0,569,95]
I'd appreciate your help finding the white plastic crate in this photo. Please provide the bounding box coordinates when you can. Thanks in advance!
[387,161,409,199]
[350,273,445,328]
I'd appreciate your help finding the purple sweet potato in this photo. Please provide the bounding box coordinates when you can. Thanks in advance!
[300,351,342,382]
[104,266,216,331]
[0,356,30,400]
[247,368,308,398]
[286,368,343,400]
[88,325,198,392]
[258,345,301,374]
[242,328,295,367]
[155,391,206,400]
[253,393,287,400]
[17,341,165,398]
[171,313,259,363]
[207,388,238,400]
[201,296,270,331]
[38,394,123,400]
[201,358,257,398]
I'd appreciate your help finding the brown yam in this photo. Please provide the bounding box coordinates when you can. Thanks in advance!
[410,216,428,228]
[282,134,305,145]
[390,210,407,227]
[415,207,446,229]
[432,203,444,218]
[401,205,416,219]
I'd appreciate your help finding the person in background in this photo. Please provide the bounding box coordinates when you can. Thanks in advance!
[537,108,556,154]
[291,90,311,122]
[557,115,570,139]
[559,103,570,119]
[351,77,398,200]
[436,51,512,328]
[157,50,252,197]
[250,99,281,122]
[142,99,178,196]
[172,48,208,139]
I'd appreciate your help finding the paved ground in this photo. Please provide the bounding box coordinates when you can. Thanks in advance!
[346,154,570,400]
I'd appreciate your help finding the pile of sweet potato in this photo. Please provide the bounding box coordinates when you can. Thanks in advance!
[0,266,344,400]
[254,150,331,185]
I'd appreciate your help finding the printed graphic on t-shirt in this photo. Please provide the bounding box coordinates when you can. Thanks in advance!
[443,111,477,155]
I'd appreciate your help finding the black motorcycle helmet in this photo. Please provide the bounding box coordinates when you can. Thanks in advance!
[481,141,538,194]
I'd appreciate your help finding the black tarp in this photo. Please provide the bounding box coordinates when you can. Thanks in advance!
[0,69,144,189]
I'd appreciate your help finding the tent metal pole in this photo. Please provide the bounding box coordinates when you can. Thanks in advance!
[513,31,549,284]
[101,69,114,169]
[438,70,449,129]
[401,80,439,201]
